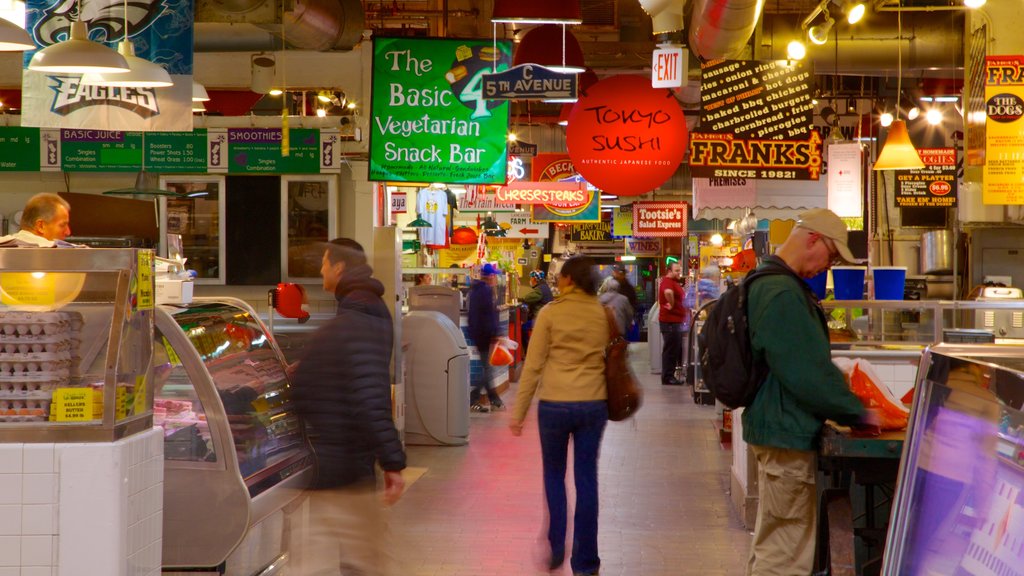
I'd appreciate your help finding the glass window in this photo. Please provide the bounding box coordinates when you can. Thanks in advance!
[162,177,224,283]
[172,303,303,480]
[152,329,216,463]
[284,178,333,280]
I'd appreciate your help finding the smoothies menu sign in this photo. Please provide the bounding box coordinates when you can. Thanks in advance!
[370,37,512,184]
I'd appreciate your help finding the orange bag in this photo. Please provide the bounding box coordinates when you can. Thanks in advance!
[848,362,910,431]
[489,337,517,366]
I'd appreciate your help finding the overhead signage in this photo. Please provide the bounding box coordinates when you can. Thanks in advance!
[0,127,41,171]
[145,130,208,173]
[458,187,517,212]
[492,212,550,239]
[530,153,601,223]
[60,130,143,172]
[699,59,814,140]
[652,46,686,89]
[692,177,757,213]
[632,201,688,237]
[509,140,538,157]
[688,131,823,180]
[23,0,194,132]
[496,182,589,206]
[896,148,958,208]
[227,128,320,173]
[626,237,662,256]
[984,55,1024,204]
[566,75,688,196]
[569,222,613,242]
[612,205,633,236]
[370,37,512,184]
[482,63,578,100]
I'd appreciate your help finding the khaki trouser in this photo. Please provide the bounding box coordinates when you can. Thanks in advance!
[293,485,394,576]
[746,445,817,576]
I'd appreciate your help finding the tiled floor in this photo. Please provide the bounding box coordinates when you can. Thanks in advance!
[389,343,752,575]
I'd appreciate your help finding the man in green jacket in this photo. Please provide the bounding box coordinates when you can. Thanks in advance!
[743,208,878,576]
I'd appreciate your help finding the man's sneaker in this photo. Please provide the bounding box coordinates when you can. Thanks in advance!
[471,403,490,413]
[490,402,506,411]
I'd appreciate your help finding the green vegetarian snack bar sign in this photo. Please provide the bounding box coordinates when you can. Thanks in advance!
[370,37,512,184]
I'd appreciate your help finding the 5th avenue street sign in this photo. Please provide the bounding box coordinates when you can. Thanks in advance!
[482,64,578,101]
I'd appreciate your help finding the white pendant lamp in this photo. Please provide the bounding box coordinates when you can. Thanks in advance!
[0,18,35,51]
[28,21,129,74]
[80,40,172,87]
[192,81,210,102]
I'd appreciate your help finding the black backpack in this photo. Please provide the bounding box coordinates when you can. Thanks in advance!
[698,260,815,409]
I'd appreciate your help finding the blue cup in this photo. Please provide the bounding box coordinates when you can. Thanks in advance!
[831,266,866,300]
[806,270,828,300]
[873,266,907,300]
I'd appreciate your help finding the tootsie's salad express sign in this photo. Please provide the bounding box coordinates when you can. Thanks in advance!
[370,37,512,184]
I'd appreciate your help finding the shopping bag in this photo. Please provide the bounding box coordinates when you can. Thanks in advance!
[489,337,518,366]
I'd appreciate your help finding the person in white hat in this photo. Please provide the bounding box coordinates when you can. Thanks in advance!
[742,208,878,575]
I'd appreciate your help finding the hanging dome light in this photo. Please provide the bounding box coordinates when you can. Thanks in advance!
[80,40,172,87]
[28,21,129,74]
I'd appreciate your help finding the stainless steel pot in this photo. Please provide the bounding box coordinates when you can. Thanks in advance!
[920,230,953,275]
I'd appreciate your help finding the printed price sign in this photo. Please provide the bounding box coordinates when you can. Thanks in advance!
[51,388,94,422]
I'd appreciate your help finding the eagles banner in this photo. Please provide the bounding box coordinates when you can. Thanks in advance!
[23,0,194,131]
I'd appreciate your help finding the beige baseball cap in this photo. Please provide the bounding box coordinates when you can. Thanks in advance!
[795,208,860,263]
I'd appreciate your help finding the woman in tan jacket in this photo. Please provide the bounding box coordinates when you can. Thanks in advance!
[509,255,610,576]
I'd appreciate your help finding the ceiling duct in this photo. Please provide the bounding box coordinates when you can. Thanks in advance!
[688,0,763,60]
[637,0,685,35]
[194,0,365,52]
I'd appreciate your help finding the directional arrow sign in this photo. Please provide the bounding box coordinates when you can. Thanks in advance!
[482,64,578,101]
[492,212,550,239]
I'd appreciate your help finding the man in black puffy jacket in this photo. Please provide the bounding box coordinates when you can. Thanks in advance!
[292,237,406,575]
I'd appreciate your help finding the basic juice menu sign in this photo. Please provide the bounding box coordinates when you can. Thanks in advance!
[369,37,512,184]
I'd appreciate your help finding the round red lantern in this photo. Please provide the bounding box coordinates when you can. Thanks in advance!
[566,75,688,196]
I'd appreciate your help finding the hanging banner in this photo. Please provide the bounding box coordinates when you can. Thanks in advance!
[369,37,512,184]
[530,154,601,222]
[688,131,823,181]
[984,56,1024,204]
[566,75,688,196]
[23,0,194,131]
[896,148,958,207]
[632,201,688,237]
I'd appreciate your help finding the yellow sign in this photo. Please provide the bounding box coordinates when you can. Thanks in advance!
[984,56,1024,204]
[137,250,155,310]
[51,388,94,422]
[438,244,477,268]
[133,375,148,416]
[613,207,633,237]
[116,386,128,420]
[0,272,85,308]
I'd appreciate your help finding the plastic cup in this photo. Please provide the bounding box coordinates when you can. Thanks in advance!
[805,270,828,300]
[831,266,867,300]
[872,266,907,300]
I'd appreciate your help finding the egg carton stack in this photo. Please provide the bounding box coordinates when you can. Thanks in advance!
[0,311,83,423]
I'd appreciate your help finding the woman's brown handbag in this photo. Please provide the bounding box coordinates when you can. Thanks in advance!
[603,306,642,421]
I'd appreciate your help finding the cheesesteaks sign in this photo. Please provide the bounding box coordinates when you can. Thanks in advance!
[370,37,512,184]
[566,75,688,196]
[632,202,687,237]
[496,182,589,206]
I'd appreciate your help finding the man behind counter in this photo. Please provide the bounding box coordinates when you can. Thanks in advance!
[0,193,76,247]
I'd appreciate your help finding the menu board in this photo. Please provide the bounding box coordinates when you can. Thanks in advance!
[370,37,512,184]
[700,59,814,140]
[227,128,320,174]
[146,130,208,173]
[60,130,144,172]
[0,127,41,171]
[896,148,958,207]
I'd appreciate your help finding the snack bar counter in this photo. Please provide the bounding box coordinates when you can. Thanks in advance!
[154,297,313,574]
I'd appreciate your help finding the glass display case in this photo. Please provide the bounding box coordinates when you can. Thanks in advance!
[0,248,154,442]
[883,343,1024,575]
[154,297,312,569]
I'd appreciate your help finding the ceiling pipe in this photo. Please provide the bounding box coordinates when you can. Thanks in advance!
[194,0,364,52]
[688,0,764,60]
[637,0,685,35]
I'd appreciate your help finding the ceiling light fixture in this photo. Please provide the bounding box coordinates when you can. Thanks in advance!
[880,111,894,127]
[491,0,583,25]
[0,16,35,51]
[925,108,942,125]
[873,10,924,170]
[964,0,985,8]
[907,106,920,120]
[513,24,586,73]
[846,2,866,24]
[807,12,834,45]
[787,40,807,60]
[80,41,173,87]
[268,88,283,96]
[28,20,129,74]
[192,80,210,102]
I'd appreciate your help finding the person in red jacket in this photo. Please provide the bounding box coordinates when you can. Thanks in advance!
[658,260,687,386]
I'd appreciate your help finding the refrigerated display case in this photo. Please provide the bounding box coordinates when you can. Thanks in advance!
[154,297,313,573]
[883,343,1024,576]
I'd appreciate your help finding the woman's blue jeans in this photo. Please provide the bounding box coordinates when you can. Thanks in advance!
[538,400,608,575]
